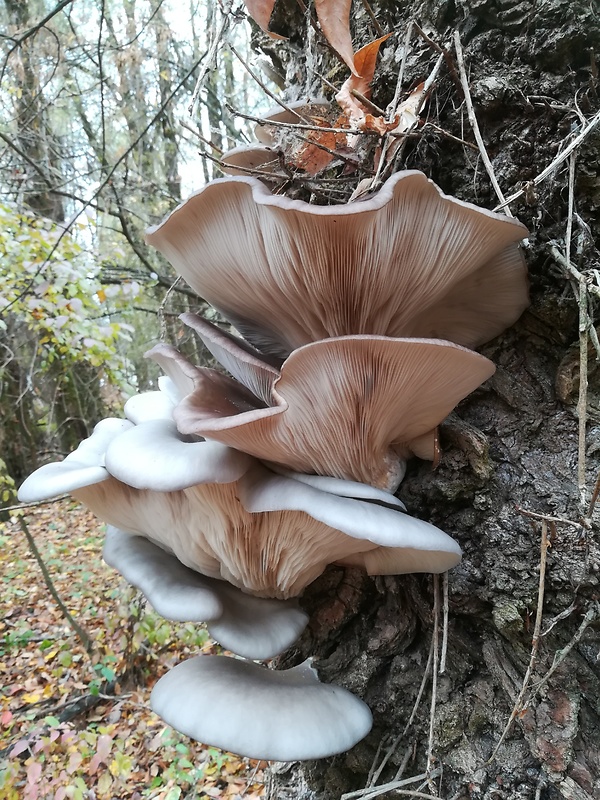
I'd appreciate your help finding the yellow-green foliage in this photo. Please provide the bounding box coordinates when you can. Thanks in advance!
[0,203,135,387]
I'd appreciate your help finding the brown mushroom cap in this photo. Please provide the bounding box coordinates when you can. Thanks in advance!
[254,100,330,145]
[145,171,529,358]
[161,322,495,490]
[220,145,281,177]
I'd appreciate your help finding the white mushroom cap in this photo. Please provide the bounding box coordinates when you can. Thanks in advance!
[124,389,176,424]
[207,579,309,659]
[104,419,254,491]
[103,527,308,658]
[145,171,528,358]
[272,468,407,511]
[104,526,222,620]
[150,656,372,760]
[238,466,462,573]
[72,459,461,599]
[17,418,132,503]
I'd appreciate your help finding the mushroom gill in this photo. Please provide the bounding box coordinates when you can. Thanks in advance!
[18,396,462,602]
[145,170,529,358]
[150,315,496,491]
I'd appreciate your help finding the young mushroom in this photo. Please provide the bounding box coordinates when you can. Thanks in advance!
[253,100,331,145]
[145,170,529,358]
[219,144,282,177]
[151,655,373,761]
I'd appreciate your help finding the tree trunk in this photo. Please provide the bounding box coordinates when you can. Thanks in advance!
[265,1,600,798]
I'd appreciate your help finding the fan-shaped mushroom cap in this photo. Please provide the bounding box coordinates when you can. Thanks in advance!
[71,459,460,599]
[104,419,253,492]
[19,393,462,600]
[103,527,308,658]
[271,468,407,510]
[220,145,281,176]
[151,656,372,760]
[254,100,330,145]
[163,320,495,490]
[145,171,528,358]
[237,466,462,567]
[17,418,132,503]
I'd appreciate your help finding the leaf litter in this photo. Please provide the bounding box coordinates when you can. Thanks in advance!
[0,500,266,799]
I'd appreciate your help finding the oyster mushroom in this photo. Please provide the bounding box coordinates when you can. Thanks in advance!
[151,655,372,760]
[145,171,529,358]
[18,396,462,602]
[149,315,496,491]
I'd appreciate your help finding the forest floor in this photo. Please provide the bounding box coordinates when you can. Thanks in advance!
[0,500,267,800]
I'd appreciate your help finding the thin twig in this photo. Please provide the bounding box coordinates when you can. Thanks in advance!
[367,638,435,788]
[188,0,231,115]
[351,89,386,116]
[494,107,600,211]
[413,23,460,91]
[158,276,183,342]
[343,772,439,800]
[386,21,413,121]
[542,601,577,637]
[423,122,479,150]
[530,603,599,700]
[226,103,371,136]
[426,576,441,789]
[180,119,224,154]
[360,0,385,37]
[229,45,312,123]
[453,30,512,215]
[567,152,589,508]
[439,572,449,674]
[587,470,600,517]
[548,246,600,299]
[2,495,70,513]
[515,505,583,530]
[19,516,95,655]
[487,521,550,762]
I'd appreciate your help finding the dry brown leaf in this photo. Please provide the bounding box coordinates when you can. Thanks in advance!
[390,81,426,135]
[292,136,335,175]
[315,0,357,75]
[289,118,350,175]
[353,33,392,88]
[383,81,428,164]
[243,0,286,39]
[336,34,390,126]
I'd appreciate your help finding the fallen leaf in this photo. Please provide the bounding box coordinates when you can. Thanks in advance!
[21,692,41,704]
[243,0,286,39]
[353,33,392,88]
[289,119,348,175]
[336,34,391,126]
[315,0,357,75]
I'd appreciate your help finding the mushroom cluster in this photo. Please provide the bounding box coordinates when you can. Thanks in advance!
[19,170,528,761]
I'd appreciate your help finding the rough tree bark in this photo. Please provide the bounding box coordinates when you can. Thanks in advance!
[259,1,600,798]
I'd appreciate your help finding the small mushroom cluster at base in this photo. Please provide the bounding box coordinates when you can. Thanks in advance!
[18,169,529,762]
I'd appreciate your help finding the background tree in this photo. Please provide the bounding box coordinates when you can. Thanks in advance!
[0,0,261,485]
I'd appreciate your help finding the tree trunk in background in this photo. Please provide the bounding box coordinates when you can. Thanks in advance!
[4,0,65,221]
[267,2,600,798]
